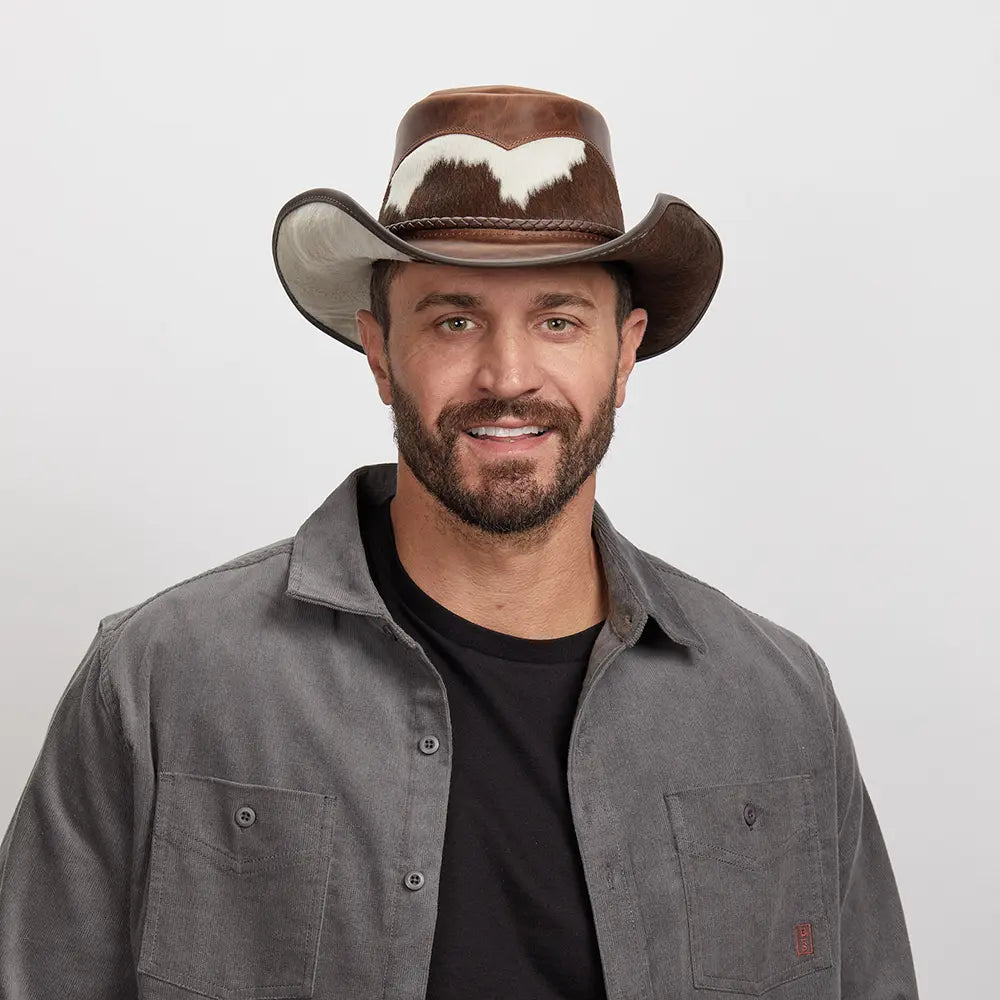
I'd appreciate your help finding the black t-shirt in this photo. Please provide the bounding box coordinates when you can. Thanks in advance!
[359,493,608,1000]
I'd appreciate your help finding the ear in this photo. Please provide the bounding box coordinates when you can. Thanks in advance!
[614,307,648,407]
[357,309,393,405]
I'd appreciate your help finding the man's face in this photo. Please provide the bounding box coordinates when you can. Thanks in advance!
[358,261,646,535]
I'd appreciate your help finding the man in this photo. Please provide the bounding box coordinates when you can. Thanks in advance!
[0,86,918,999]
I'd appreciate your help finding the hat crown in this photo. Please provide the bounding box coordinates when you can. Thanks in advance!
[377,85,625,238]
[389,85,616,174]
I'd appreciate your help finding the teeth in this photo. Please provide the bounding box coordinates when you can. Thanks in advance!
[467,425,547,438]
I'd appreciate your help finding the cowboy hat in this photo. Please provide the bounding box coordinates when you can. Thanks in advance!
[272,84,723,361]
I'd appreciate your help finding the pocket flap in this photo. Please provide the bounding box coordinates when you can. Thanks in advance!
[158,770,334,870]
[665,773,815,870]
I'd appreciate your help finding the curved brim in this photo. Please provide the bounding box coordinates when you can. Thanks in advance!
[272,189,723,361]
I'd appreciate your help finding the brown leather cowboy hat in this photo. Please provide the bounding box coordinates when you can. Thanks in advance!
[272,85,723,361]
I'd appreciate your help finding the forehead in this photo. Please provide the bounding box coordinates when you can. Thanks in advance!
[388,260,615,308]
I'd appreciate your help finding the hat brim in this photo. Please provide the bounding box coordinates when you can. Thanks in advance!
[272,189,723,361]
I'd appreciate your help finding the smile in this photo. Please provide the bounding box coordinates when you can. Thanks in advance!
[465,425,549,439]
[462,425,553,451]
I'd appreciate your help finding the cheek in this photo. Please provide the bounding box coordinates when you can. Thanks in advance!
[394,355,473,423]
[550,363,618,417]
[542,335,619,382]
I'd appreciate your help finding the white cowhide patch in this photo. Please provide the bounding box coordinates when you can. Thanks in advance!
[385,134,587,215]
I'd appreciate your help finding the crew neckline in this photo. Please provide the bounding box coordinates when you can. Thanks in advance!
[363,494,605,664]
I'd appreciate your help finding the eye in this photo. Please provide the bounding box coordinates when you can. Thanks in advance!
[542,317,577,333]
[439,316,475,333]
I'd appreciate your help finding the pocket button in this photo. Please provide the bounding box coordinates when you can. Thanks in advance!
[404,870,425,890]
[743,802,757,827]
[234,804,257,828]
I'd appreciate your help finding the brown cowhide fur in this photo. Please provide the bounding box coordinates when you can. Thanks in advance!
[377,147,624,232]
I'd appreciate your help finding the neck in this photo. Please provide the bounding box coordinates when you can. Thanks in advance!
[388,459,608,639]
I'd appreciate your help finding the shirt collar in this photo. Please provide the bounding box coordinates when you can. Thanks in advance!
[286,462,707,655]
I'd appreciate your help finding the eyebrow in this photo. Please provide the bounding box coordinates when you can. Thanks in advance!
[411,290,597,313]
[530,292,596,311]
[413,292,483,312]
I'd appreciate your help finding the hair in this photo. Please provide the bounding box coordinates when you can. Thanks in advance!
[368,257,633,345]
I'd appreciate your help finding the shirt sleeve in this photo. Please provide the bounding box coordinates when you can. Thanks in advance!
[0,626,138,999]
[808,644,920,999]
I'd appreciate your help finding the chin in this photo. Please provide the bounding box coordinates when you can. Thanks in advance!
[468,455,554,486]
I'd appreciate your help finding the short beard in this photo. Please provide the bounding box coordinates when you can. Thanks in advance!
[387,362,619,536]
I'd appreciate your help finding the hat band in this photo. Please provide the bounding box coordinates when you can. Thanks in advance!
[385,216,624,239]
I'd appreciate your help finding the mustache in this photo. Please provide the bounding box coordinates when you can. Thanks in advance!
[436,397,582,438]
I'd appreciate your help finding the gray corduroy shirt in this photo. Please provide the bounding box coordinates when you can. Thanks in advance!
[0,462,919,999]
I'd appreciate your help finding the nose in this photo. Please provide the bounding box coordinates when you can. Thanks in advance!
[471,322,544,399]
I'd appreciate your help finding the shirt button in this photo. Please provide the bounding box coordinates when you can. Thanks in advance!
[743,803,757,827]
[234,805,257,828]
[404,870,425,891]
[419,736,440,755]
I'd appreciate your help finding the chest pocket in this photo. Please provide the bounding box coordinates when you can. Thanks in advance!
[137,771,337,999]
[663,773,833,995]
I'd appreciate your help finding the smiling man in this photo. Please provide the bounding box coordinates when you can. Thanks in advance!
[0,86,919,999]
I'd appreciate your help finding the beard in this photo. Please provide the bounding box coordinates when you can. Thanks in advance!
[387,362,619,536]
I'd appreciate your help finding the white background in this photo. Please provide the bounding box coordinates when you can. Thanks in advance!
[2,2,997,994]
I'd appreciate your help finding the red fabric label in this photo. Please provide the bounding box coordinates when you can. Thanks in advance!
[794,922,814,956]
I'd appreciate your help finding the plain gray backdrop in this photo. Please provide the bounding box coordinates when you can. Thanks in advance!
[2,2,997,995]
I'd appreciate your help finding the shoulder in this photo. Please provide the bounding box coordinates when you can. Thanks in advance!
[635,542,834,715]
[96,538,294,662]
